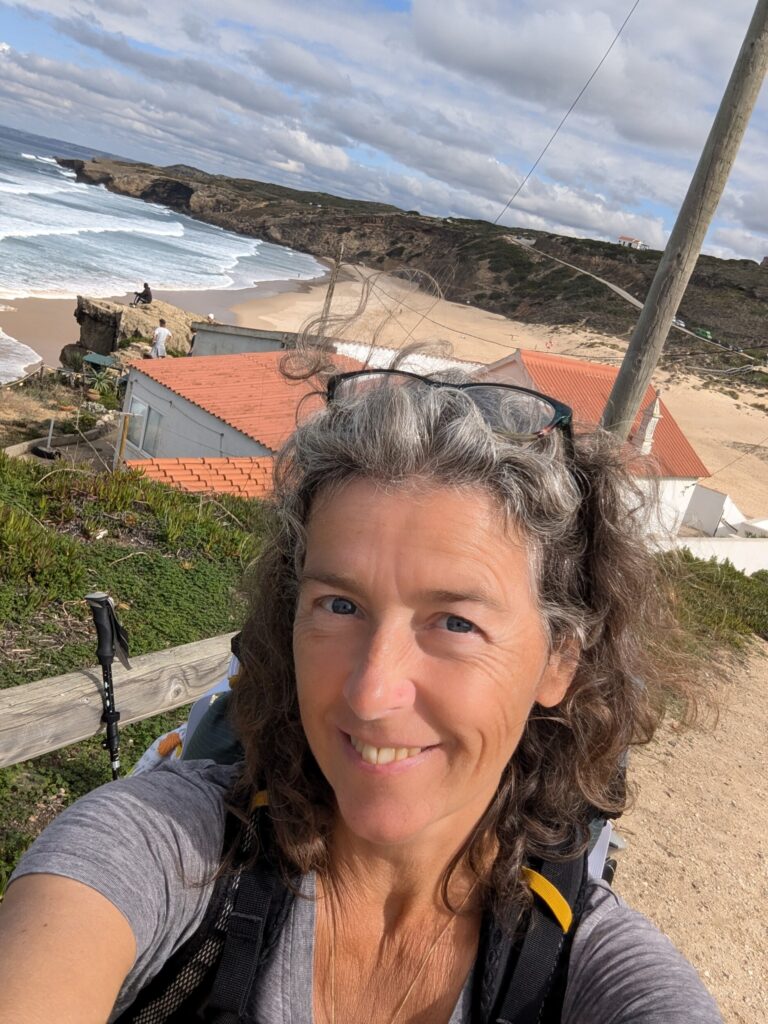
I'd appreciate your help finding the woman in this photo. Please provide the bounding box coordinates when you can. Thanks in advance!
[0,365,722,1022]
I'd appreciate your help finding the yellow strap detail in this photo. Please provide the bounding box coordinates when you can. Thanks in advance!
[250,790,269,809]
[521,867,573,933]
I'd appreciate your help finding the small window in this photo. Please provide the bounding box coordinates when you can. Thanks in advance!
[143,408,163,455]
[127,398,147,448]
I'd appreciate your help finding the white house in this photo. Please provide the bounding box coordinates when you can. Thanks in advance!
[478,349,710,537]
[122,351,328,460]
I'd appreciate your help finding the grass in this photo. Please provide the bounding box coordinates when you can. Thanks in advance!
[2,452,768,887]
[664,549,768,650]
[0,452,269,886]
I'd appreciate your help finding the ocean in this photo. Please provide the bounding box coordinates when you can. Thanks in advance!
[0,125,324,383]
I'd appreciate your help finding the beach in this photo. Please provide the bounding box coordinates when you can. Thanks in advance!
[2,267,766,519]
[0,273,331,373]
[232,269,768,519]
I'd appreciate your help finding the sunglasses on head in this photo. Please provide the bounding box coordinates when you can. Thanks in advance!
[326,369,573,442]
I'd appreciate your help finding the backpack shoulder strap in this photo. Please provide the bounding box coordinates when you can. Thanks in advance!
[476,850,588,1024]
[113,796,293,1024]
[205,823,291,1022]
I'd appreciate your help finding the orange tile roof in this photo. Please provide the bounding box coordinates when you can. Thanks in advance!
[128,456,274,499]
[515,351,708,479]
[130,351,358,452]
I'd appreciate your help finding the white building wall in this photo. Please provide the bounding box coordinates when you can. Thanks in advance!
[682,484,751,537]
[638,477,698,537]
[661,537,768,576]
[122,371,271,460]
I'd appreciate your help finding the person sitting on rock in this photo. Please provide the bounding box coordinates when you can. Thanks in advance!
[131,283,152,307]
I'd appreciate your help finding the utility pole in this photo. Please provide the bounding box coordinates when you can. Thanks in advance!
[601,0,768,438]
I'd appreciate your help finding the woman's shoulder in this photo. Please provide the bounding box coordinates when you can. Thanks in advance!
[13,758,239,880]
[10,760,241,973]
[564,880,723,1022]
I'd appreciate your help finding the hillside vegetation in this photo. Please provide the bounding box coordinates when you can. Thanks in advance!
[60,158,768,384]
[1,452,767,887]
[0,452,266,885]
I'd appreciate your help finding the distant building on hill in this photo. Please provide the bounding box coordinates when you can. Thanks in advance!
[617,235,649,250]
[761,256,768,268]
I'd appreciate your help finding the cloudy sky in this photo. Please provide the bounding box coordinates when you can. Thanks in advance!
[0,0,766,260]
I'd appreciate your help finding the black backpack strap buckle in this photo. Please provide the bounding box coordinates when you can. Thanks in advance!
[207,868,277,1022]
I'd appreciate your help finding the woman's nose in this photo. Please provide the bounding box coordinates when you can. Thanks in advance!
[342,626,418,721]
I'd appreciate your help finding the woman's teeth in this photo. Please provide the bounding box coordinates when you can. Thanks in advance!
[349,736,424,765]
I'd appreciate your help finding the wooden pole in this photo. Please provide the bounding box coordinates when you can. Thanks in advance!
[601,0,768,438]
[112,411,131,471]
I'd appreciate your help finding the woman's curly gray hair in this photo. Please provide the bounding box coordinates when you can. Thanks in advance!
[231,350,695,923]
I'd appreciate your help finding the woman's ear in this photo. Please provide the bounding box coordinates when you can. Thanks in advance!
[535,638,580,708]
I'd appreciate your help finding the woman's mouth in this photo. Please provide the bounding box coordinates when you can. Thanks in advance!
[348,734,429,765]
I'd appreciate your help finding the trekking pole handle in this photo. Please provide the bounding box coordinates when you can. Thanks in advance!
[85,592,115,666]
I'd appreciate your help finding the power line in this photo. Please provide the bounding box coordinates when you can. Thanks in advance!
[493,0,642,226]
[707,430,768,480]
[392,0,643,347]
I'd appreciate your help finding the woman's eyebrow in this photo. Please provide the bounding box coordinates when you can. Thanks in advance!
[299,573,505,611]
[299,570,358,591]
[423,588,506,613]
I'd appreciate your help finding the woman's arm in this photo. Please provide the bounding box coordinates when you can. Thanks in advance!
[0,874,136,1024]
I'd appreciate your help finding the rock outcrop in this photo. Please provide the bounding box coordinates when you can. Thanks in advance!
[56,158,768,366]
[70,296,198,356]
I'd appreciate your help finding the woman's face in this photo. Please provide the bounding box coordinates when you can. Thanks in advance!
[293,479,576,852]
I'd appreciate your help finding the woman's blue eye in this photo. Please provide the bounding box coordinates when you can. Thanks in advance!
[329,597,357,615]
[444,615,474,633]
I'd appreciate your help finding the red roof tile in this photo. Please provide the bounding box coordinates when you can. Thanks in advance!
[487,351,709,479]
[130,351,359,453]
[128,456,274,499]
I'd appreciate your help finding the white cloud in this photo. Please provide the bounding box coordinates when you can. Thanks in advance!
[0,0,765,260]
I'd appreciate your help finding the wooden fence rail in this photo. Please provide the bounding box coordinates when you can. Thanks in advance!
[0,633,235,769]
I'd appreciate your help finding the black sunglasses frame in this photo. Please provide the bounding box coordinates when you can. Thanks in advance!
[326,369,574,442]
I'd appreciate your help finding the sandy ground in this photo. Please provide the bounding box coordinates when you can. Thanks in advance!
[3,269,767,517]
[232,268,628,365]
[614,641,768,1024]
[233,270,768,519]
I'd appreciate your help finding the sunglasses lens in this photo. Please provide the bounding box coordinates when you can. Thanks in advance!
[331,371,411,398]
[330,373,560,437]
[463,386,559,436]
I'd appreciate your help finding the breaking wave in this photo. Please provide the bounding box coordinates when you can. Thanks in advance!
[1,132,324,300]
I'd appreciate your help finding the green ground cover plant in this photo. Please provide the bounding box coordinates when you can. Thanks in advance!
[0,452,267,886]
[1,453,767,887]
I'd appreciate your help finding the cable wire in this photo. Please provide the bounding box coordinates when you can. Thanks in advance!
[392,0,643,348]
[492,0,642,226]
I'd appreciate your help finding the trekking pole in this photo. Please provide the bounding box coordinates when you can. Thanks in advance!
[85,592,131,780]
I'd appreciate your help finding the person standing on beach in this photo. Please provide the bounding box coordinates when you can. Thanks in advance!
[131,283,152,306]
[149,319,170,359]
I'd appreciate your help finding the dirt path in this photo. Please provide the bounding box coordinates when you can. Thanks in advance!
[614,641,768,1023]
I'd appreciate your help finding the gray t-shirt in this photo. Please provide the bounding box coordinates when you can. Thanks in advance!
[11,760,723,1023]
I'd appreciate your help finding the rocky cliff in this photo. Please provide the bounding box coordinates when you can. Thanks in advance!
[61,296,199,367]
[58,158,768,379]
